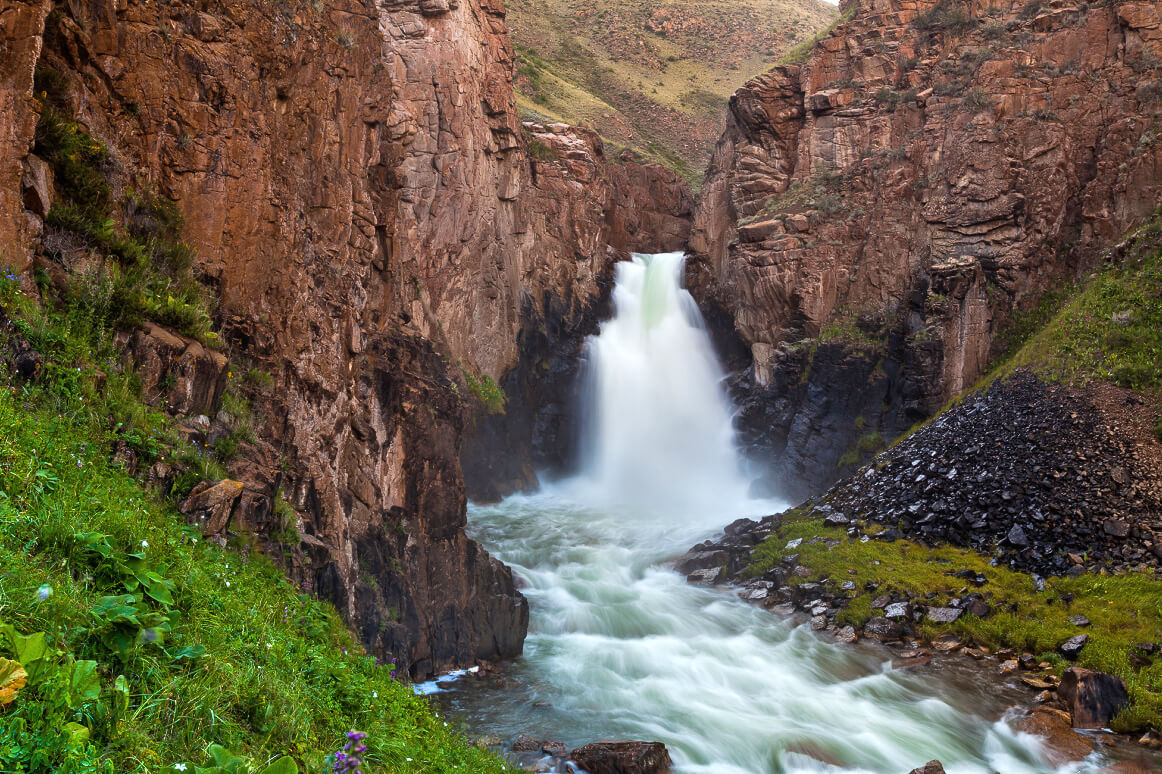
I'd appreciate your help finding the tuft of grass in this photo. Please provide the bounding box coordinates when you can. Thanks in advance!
[747,513,1162,732]
[461,369,506,416]
[778,7,857,66]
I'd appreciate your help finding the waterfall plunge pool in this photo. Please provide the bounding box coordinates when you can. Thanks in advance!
[437,254,1113,774]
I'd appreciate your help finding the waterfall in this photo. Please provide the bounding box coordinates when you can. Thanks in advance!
[431,253,1099,774]
[575,252,752,515]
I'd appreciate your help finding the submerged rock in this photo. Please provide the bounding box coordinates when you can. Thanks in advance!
[1014,707,1094,765]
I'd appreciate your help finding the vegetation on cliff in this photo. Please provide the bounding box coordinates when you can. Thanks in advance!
[0,239,511,774]
[506,0,835,184]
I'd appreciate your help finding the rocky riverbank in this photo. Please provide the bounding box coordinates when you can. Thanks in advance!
[676,369,1162,756]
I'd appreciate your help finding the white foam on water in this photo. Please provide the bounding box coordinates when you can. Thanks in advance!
[456,253,1106,773]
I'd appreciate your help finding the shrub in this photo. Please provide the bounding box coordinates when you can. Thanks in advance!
[527,138,559,162]
[462,369,506,415]
[914,1,976,35]
[964,87,992,112]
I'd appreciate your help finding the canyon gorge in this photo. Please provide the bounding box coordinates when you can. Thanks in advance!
[2,0,1162,771]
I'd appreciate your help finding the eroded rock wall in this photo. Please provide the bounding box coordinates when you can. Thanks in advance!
[691,0,1162,499]
[0,0,690,677]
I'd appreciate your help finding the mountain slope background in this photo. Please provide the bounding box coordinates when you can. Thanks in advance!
[507,0,837,186]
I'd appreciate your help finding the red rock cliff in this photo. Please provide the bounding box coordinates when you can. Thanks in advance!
[690,0,1162,499]
[0,0,690,677]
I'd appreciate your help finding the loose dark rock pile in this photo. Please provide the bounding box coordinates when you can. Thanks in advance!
[824,371,1162,576]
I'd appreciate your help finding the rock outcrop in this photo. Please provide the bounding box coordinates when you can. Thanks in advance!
[0,0,690,677]
[690,0,1162,499]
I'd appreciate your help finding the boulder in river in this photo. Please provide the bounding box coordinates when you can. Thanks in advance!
[1013,707,1093,765]
[1058,667,1129,729]
[907,762,946,774]
[568,741,672,774]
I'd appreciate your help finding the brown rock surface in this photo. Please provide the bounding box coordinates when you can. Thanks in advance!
[690,0,1162,499]
[1058,667,1131,729]
[0,0,690,677]
[568,741,673,774]
[1014,706,1094,766]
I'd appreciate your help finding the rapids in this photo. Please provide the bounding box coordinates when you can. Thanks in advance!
[437,253,1104,773]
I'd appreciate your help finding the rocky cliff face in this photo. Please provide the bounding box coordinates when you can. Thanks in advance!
[1,0,690,678]
[690,0,1162,499]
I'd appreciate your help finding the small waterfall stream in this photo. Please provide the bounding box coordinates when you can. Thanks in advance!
[434,253,1102,773]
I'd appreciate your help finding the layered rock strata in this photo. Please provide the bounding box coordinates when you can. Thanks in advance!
[691,0,1162,498]
[0,0,690,677]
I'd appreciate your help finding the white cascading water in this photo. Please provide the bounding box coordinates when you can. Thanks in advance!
[430,253,1108,773]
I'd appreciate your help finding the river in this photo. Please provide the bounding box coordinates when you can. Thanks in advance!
[430,253,1105,774]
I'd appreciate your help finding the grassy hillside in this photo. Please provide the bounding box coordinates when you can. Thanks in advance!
[507,0,836,187]
[0,256,512,774]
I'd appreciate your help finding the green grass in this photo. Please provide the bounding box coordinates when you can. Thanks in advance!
[461,369,506,416]
[746,512,1162,732]
[1003,218,1162,390]
[0,297,511,773]
[777,6,856,66]
[33,67,216,345]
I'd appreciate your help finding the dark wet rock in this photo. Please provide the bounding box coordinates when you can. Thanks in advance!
[863,617,906,640]
[1059,634,1090,660]
[1069,615,1091,627]
[822,513,849,527]
[568,741,673,774]
[907,761,946,774]
[1058,667,1129,729]
[513,734,543,752]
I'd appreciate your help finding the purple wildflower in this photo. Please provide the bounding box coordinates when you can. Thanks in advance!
[333,731,367,773]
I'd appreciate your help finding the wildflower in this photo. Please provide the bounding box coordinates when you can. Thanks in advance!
[174,766,188,772]
[141,540,149,548]
[36,584,52,602]
[333,730,367,773]
[225,581,231,588]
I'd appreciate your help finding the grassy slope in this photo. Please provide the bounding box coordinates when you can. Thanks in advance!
[0,288,513,774]
[507,0,836,187]
[746,213,1162,733]
[0,69,511,774]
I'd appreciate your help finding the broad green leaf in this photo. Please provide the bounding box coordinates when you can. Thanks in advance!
[0,657,27,705]
[4,628,48,665]
[62,721,90,749]
[68,659,100,706]
[170,645,206,662]
[258,757,298,774]
[113,674,130,715]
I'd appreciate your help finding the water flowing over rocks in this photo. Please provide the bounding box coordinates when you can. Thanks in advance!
[689,0,1162,500]
[0,0,690,678]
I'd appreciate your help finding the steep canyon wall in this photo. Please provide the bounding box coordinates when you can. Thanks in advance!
[691,0,1162,500]
[0,0,690,677]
